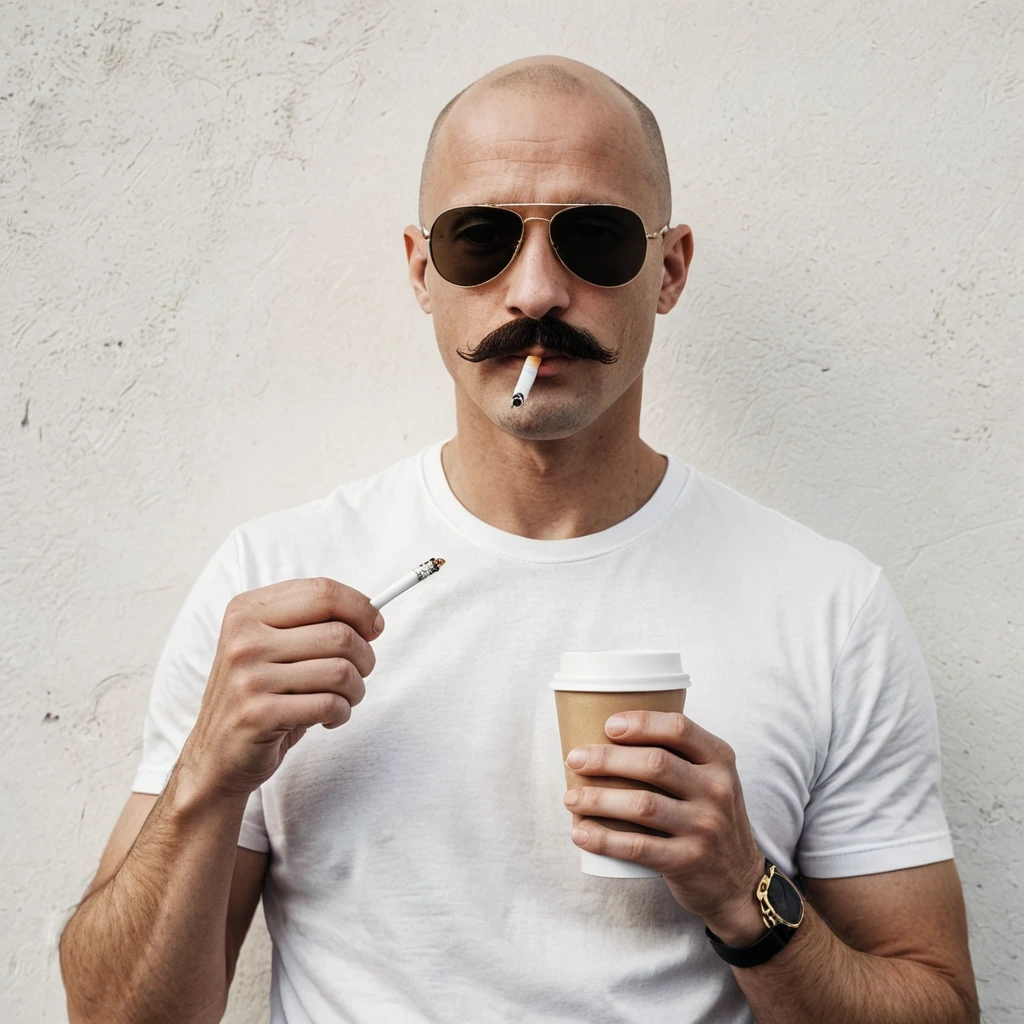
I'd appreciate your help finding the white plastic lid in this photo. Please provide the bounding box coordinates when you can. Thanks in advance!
[550,650,690,692]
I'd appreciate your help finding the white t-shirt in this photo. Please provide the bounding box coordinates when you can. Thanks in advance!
[132,440,954,1024]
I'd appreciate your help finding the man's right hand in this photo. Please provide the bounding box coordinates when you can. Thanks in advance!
[178,577,384,800]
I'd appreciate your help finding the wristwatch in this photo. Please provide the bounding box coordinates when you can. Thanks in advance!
[706,859,805,968]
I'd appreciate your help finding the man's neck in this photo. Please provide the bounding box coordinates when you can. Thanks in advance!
[440,390,667,541]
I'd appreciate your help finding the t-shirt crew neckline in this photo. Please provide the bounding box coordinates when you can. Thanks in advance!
[419,438,690,564]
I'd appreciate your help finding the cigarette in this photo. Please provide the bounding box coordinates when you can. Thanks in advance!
[511,355,542,408]
[370,557,445,610]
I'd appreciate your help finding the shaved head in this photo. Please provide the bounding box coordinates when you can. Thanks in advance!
[419,57,671,225]
[403,55,694,449]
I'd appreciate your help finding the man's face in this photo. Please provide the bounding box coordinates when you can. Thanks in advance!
[407,85,686,441]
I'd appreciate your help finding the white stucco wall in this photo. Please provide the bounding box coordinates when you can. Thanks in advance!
[2,1,1021,1021]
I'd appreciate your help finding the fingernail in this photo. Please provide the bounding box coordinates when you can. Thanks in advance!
[572,827,590,845]
[605,716,628,736]
[372,612,385,635]
[563,789,580,807]
[566,749,586,769]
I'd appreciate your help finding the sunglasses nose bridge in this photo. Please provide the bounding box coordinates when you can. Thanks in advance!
[501,216,573,318]
[512,216,570,273]
[517,215,555,256]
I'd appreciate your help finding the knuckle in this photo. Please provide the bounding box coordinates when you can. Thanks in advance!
[347,671,367,707]
[634,791,661,821]
[644,747,671,776]
[326,657,352,685]
[719,741,737,767]
[706,776,733,805]
[362,642,377,677]
[670,713,687,743]
[674,844,700,871]
[221,637,249,667]
[690,836,711,862]
[235,670,266,697]
[309,576,337,605]
[221,622,272,667]
[693,812,718,839]
[324,694,351,725]
[623,832,649,861]
[220,616,251,657]
[234,700,263,732]
[325,619,352,651]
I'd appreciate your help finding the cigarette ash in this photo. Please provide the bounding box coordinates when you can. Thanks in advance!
[414,557,446,581]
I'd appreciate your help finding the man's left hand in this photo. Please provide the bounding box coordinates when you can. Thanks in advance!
[563,711,768,945]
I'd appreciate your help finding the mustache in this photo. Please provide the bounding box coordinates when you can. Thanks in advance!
[456,315,618,364]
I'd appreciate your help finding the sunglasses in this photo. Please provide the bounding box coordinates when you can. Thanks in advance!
[421,204,669,288]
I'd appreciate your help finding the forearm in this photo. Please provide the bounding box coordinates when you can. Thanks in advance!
[60,766,249,1024]
[728,903,978,1024]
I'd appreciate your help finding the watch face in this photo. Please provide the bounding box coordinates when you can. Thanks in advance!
[767,871,803,926]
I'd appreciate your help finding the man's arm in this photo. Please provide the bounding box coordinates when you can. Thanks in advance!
[562,711,979,1024]
[61,575,384,1023]
[60,776,267,1024]
[718,861,979,1024]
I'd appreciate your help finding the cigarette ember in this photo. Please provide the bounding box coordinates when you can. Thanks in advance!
[370,557,446,610]
[511,355,542,408]
[414,557,445,581]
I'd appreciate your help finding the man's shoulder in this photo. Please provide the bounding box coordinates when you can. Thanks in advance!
[229,445,428,553]
[678,462,880,597]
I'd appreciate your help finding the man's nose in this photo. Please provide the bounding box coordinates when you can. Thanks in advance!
[503,220,572,320]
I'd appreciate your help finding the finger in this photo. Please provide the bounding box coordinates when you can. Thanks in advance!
[267,658,366,707]
[566,742,697,799]
[563,784,684,835]
[262,691,354,731]
[568,820,681,874]
[603,711,726,766]
[264,620,376,678]
[235,577,384,639]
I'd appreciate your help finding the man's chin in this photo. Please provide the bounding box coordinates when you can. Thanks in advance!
[490,399,596,441]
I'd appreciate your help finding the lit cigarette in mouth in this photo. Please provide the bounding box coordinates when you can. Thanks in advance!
[511,355,542,408]
[370,557,445,610]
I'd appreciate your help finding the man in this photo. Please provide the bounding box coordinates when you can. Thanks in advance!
[60,55,979,1024]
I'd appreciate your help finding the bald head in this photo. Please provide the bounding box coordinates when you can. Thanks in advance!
[418,58,671,225]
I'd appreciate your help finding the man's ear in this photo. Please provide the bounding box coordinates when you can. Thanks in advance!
[404,226,432,314]
[657,224,694,315]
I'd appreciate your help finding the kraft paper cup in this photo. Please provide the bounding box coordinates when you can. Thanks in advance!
[551,651,690,878]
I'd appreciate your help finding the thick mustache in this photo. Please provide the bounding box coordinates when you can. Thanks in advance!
[456,315,618,364]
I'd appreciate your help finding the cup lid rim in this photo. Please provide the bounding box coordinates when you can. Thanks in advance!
[550,673,691,692]
[555,650,687,680]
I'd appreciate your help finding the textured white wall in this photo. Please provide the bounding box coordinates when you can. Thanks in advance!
[2,1,1021,1021]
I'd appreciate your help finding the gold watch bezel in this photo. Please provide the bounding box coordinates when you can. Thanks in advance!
[756,863,805,930]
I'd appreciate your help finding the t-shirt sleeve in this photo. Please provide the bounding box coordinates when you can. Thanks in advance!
[130,530,269,853]
[797,570,954,878]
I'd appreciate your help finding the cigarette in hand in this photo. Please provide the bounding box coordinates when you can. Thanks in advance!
[370,557,445,610]
[511,355,542,408]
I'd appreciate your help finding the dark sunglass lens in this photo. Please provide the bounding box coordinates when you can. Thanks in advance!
[429,207,523,286]
[550,205,649,286]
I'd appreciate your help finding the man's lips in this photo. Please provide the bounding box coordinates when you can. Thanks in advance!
[495,354,578,378]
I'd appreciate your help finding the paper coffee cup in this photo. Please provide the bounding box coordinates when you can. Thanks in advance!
[551,651,690,878]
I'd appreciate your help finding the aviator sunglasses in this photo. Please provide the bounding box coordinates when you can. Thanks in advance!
[421,204,669,288]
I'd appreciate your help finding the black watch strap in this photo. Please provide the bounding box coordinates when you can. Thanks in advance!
[705,859,804,968]
[705,918,797,968]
